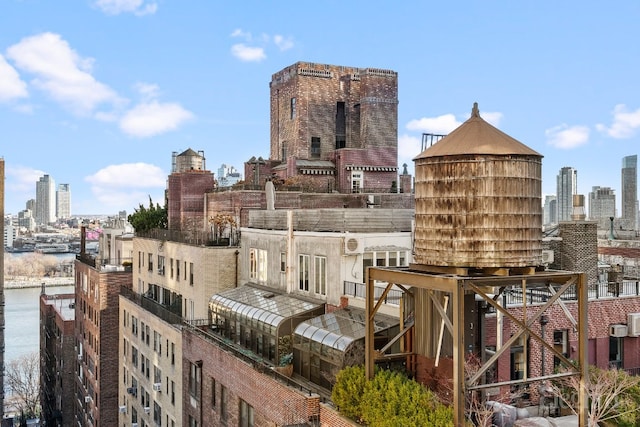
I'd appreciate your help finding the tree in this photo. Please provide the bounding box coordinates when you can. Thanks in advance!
[5,352,40,419]
[549,365,640,426]
[128,196,167,232]
[332,365,453,426]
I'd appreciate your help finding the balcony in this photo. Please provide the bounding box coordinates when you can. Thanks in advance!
[120,286,182,325]
[343,281,403,305]
[76,255,133,273]
[135,228,239,247]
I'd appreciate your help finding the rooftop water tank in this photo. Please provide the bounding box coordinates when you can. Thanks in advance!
[413,103,543,268]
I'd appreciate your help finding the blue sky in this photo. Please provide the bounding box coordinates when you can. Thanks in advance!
[1,1,640,216]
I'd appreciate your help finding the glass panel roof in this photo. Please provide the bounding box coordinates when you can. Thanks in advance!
[210,285,321,329]
[293,307,398,351]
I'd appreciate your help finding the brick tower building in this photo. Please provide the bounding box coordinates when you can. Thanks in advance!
[262,62,399,193]
[167,149,216,231]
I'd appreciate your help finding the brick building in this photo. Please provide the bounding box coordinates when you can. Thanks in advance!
[40,292,76,426]
[118,235,240,427]
[74,252,133,426]
[244,62,400,194]
[167,149,216,231]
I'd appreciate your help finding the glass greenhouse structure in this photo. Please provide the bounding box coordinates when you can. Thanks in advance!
[209,285,324,364]
[293,307,399,389]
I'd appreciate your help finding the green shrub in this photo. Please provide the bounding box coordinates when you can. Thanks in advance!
[332,366,453,426]
[331,365,367,421]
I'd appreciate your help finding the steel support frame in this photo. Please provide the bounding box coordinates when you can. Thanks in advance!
[365,267,588,427]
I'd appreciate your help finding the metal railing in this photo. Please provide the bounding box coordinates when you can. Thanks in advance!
[120,286,182,325]
[497,280,640,307]
[343,281,403,305]
[135,228,239,247]
[76,255,133,272]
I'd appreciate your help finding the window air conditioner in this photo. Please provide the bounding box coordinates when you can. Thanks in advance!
[144,406,151,414]
[628,313,640,336]
[84,395,91,403]
[610,324,628,338]
[119,405,127,413]
[152,383,162,391]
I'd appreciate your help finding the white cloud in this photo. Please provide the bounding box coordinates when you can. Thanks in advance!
[94,0,157,16]
[273,35,294,51]
[0,54,28,102]
[231,44,266,62]
[545,124,590,149]
[230,28,252,41]
[119,101,194,137]
[134,82,160,101]
[398,134,422,165]
[86,162,166,210]
[406,113,461,134]
[86,162,166,188]
[5,165,45,193]
[596,104,640,139]
[6,32,120,115]
[480,111,503,128]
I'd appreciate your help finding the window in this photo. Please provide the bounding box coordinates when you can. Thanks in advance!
[211,378,216,407]
[131,346,138,368]
[171,342,175,365]
[609,335,623,369]
[132,316,138,336]
[154,366,162,384]
[280,252,286,273]
[314,256,326,295]
[171,380,175,405]
[189,361,201,399]
[153,401,161,427]
[220,384,228,422]
[311,137,321,158]
[351,171,363,193]
[157,256,165,275]
[190,262,194,285]
[249,248,268,284]
[154,331,162,354]
[290,97,296,119]
[141,322,146,343]
[299,254,310,291]
[553,329,569,370]
[148,253,153,272]
[281,142,287,160]
[188,415,198,427]
[170,258,174,278]
[239,399,255,427]
[335,101,346,149]
[176,260,180,281]
[510,336,528,381]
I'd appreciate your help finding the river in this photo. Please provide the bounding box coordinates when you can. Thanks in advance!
[4,252,77,364]
[4,284,75,364]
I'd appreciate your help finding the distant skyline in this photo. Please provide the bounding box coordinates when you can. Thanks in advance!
[1,1,640,215]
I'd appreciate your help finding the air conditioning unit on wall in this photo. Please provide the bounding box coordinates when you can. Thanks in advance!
[628,313,640,336]
[610,324,628,338]
[541,250,554,264]
[119,405,127,414]
[343,237,362,255]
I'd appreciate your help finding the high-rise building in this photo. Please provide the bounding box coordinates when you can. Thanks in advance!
[588,186,616,229]
[0,158,4,417]
[543,195,557,226]
[217,163,242,187]
[35,174,56,225]
[267,62,398,193]
[556,167,577,222]
[56,183,71,220]
[621,155,638,230]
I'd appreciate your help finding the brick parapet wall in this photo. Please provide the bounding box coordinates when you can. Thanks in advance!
[182,327,320,426]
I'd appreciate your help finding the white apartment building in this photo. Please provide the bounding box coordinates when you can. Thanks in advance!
[119,235,239,427]
[35,174,56,225]
[56,183,71,220]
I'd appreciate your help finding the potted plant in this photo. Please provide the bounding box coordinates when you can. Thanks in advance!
[275,335,294,377]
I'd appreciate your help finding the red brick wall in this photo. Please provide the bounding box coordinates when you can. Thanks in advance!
[167,171,215,231]
[182,327,320,427]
